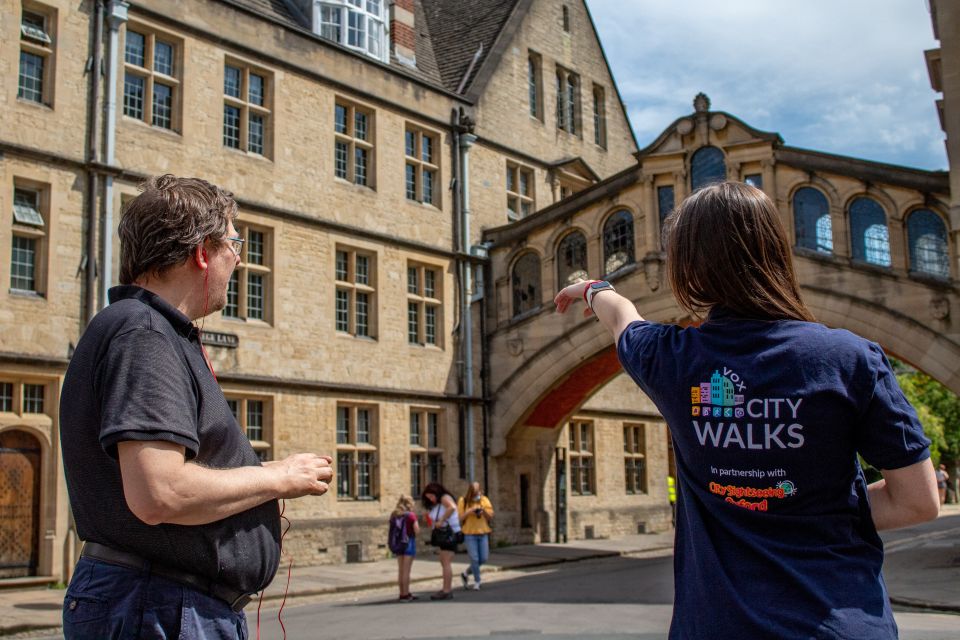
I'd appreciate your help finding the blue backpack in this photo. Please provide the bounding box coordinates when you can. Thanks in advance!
[388,513,411,555]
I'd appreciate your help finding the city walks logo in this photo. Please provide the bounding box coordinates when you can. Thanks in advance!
[690,367,804,450]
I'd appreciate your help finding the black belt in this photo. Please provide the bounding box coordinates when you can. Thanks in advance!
[80,542,255,612]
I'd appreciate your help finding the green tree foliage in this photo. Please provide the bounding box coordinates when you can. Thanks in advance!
[894,360,960,471]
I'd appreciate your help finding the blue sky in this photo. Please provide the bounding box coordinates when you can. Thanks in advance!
[586,0,946,171]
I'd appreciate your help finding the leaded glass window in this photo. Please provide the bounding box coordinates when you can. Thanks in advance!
[690,146,726,192]
[337,404,379,500]
[744,174,763,189]
[18,9,53,105]
[410,412,421,446]
[125,30,146,66]
[557,231,587,286]
[907,209,950,278]
[224,273,239,317]
[657,186,674,226]
[407,263,441,347]
[247,273,264,320]
[334,101,374,186]
[124,74,145,120]
[511,253,541,317]
[404,126,439,206]
[18,51,44,103]
[222,225,271,321]
[337,406,350,443]
[849,197,890,266]
[335,248,376,338]
[603,210,635,275]
[122,29,181,130]
[357,408,371,443]
[320,5,342,42]
[246,400,264,441]
[11,236,36,291]
[13,188,44,227]
[154,40,174,75]
[528,55,540,119]
[22,384,44,414]
[223,62,271,155]
[0,383,13,413]
[793,187,832,253]
[223,105,241,148]
[152,83,172,129]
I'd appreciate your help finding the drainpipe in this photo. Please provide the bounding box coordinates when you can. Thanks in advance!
[478,246,492,494]
[450,110,465,478]
[70,0,106,582]
[84,1,104,326]
[102,1,128,307]
[460,131,477,482]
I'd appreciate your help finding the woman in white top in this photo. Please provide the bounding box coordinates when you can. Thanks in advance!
[421,482,461,600]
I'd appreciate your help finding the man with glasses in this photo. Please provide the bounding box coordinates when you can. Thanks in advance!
[59,175,333,639]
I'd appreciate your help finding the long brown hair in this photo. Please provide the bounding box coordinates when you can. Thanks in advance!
[664,181,815,322]
[462,482,481,504]
[421,482,453,509]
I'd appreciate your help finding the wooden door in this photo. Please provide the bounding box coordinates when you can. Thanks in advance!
[0,430,41,578]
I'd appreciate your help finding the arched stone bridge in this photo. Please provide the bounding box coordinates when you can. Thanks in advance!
[482,105,960,460]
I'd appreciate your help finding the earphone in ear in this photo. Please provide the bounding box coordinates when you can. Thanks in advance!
[202,248,208,260]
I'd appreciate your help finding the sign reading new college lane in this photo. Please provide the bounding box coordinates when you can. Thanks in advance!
[200,330,239,349]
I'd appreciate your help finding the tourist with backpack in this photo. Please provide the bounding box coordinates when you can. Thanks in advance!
[388,495,419,602]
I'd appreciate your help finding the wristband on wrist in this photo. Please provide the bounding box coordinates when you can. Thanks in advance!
[585,280,616,311]
[582,280,602,304]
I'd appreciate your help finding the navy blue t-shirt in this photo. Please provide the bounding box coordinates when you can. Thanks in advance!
[617,308,930,640]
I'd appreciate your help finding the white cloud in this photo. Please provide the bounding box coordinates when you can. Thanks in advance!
[587,0,947,170]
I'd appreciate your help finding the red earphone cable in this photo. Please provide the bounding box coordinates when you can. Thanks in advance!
[197,267,217,379]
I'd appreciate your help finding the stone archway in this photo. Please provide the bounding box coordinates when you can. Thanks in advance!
[0,429,42,578]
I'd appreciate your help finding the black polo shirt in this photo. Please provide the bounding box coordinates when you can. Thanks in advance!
[60,285,280,594]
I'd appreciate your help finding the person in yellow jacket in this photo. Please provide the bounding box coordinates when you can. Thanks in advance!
[457,482,494,590]
[667,475,677,527]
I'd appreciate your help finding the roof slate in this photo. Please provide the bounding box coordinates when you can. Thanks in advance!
[419,0,521,93]
[218,0,521,95]
[227,0,306,27]
[390,0,445,88]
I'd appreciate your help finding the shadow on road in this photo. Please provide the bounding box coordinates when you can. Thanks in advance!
[337,554,675,608]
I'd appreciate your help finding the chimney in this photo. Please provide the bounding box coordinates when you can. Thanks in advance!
[390,0,416,67]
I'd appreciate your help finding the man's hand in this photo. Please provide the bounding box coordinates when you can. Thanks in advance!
[554,280,594,317]
[268,453,333,499]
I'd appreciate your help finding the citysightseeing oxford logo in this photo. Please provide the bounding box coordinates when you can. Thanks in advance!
[690,368,805,450]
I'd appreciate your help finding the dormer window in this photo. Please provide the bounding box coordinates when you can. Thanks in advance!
[315,1,388,62]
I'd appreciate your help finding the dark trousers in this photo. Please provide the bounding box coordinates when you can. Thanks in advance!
[63,556,248,640]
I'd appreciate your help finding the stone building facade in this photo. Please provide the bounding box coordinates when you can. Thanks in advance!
[1,0,669,582]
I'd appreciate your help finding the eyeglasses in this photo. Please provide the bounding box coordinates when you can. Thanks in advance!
[224,236,245,256]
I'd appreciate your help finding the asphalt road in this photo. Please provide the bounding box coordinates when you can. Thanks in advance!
[8,514,959,640]
[253,553,678,640]
[247,550,957,640]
